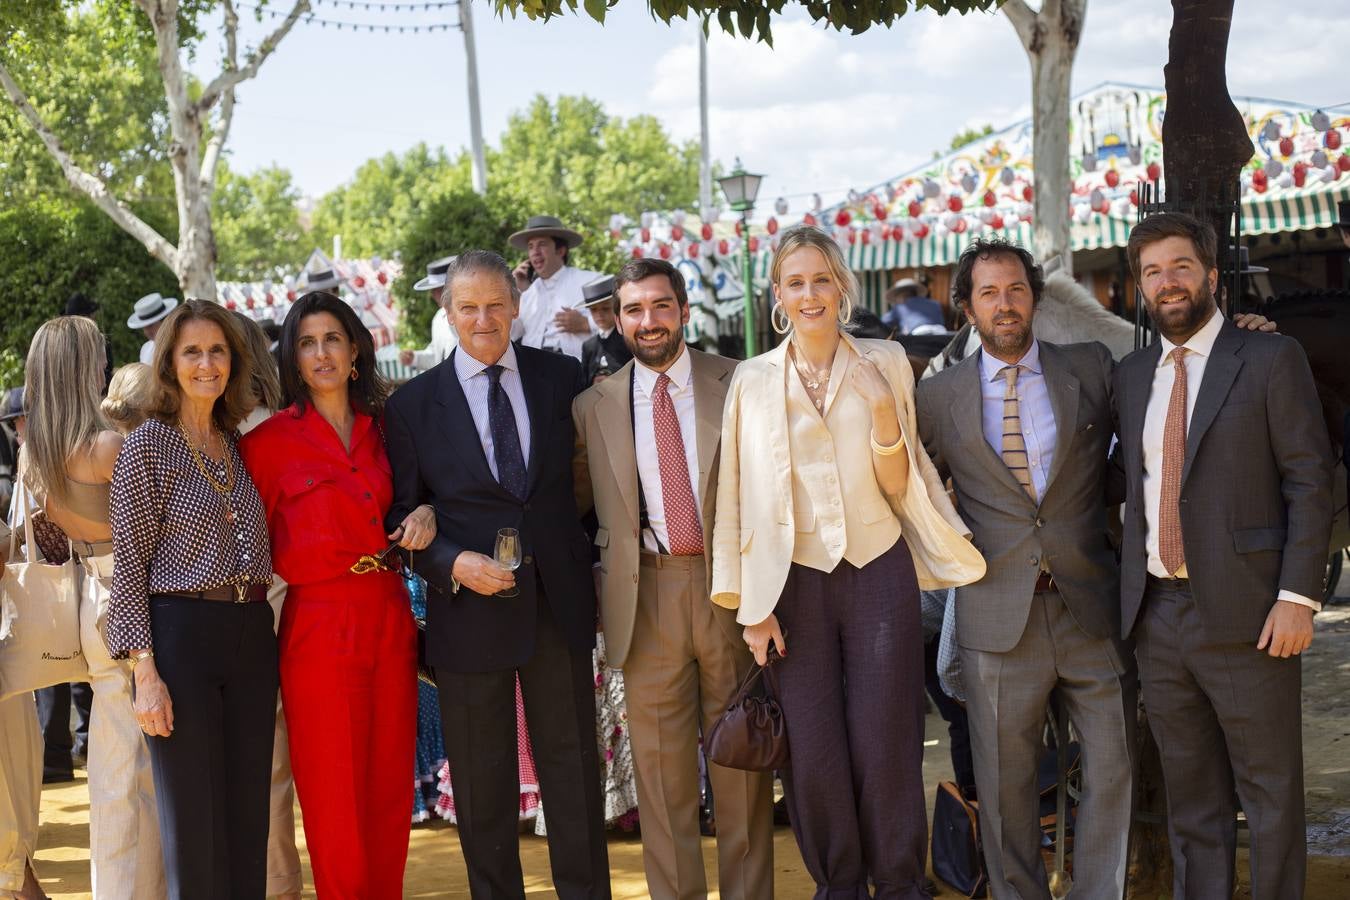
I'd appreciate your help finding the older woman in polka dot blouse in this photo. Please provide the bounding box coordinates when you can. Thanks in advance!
[108,300,278,899]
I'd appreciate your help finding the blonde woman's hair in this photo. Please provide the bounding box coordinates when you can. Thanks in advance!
[769,225,859,330]
[23,316,110,504]
[102,363,157,435]
[232,311,282,413]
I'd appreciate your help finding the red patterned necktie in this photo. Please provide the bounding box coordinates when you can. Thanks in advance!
[1159,347,1188,575]
[652,372,703,555]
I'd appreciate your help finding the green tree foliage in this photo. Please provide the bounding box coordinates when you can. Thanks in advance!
[213,164,306,281]
[936,123,994,157]
[493,0,998,44]
[487,95,701,235]
[0,196,179,367]
[309,144,469,261]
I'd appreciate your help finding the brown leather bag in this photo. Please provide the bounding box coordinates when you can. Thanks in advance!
[705,649,789,772]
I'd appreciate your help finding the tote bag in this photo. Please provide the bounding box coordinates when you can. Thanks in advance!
[0,478,86,700]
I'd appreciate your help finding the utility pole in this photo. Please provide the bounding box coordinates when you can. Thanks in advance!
[698,28,712,218]
[461,0,488,195]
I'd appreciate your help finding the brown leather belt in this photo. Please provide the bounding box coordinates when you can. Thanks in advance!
[1034,572,1056,593]
[163,584,268,604]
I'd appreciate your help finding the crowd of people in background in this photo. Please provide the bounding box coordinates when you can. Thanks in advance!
[0,209,1337,900]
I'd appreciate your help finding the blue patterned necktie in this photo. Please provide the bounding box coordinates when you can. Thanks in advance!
[485,364,528,499]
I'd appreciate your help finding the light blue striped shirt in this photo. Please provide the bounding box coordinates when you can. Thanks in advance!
[978,341,1056,499]
[454,344,532,481]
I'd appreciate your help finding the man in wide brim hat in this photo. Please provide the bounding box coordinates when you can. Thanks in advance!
[402,254,459,373]
[127,292,180,365]
[511,215,600,360]
[303,268,343,293]
[507,215,584,252]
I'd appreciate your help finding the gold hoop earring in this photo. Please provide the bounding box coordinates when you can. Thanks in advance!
[771,302,792,335]
[349,367,359,382]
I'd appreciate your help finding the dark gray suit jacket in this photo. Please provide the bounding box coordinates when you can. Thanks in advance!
[1112,319,1334,642]
[917,340,1120,653]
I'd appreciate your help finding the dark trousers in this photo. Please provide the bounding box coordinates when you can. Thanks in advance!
[1136,578,1305,900]
[923,635,974,794]
[35,682,92,777]
[436,591,610,900]
[145,595,278,900]
[774,539,928,900]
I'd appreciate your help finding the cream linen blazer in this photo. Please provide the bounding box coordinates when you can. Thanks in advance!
[711,332,986,626]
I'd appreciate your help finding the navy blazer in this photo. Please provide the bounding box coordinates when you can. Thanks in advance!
[384,345,595,674]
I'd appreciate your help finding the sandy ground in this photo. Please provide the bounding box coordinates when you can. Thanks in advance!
[30,560,1350,898]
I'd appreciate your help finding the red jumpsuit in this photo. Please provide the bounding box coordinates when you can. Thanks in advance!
[240,405,416,899]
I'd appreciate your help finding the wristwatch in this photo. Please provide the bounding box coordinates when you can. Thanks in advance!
[130,649,154,669]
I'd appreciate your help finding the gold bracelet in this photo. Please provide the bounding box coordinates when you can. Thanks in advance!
[870,431,906,456]
[129,649,154,669]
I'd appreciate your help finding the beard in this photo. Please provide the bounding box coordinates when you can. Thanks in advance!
[626,326,684,368]
[1146,281,1216,341]
[972,310,1033,359]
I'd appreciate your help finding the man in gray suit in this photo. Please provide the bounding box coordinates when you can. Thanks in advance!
[1113,212,1333,900]
[917,238,1135,900]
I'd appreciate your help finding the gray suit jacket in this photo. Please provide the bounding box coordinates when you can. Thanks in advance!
[1113,319,1334,642]
[917,340,1119,653]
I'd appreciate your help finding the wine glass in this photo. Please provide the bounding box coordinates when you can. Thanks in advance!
[494,528,522,597]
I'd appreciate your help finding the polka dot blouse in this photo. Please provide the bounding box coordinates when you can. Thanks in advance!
[107,418,272,657]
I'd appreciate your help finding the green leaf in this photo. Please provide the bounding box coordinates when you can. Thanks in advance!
[583,0,608,22]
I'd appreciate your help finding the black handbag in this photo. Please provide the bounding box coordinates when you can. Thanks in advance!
[931,781,988,898]
[704,650,789,772]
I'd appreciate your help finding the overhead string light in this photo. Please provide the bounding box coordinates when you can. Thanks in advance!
[238,1,460,32]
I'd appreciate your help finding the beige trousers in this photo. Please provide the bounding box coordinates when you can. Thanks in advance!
[0,692,40,898]
[265,579,302,897]
[76,553,166,900]
[623,553,775,900]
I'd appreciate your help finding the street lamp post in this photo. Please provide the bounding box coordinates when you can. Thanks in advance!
[717,160,764,357]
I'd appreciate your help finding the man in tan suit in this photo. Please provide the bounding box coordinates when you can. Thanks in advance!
[573,258,774,900]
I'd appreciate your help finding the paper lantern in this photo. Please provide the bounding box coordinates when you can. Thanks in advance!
[640,211,655,229]
[1090,188,1107,212]
[1339,154,1350,173]
[609,213,625,232]
[835,209,852,227]
[286,290,297,302]
[1146,162,1161,182]
[226,299,238,310]
[701,223,714,241]
[671,209,687,226]
[1279,136,1294,157]
[1261,120,1282,142]
[1327,130,1343,151]
[1264,159,1284,178]
[687,241,700,258]
[812,193,823,212]
[922,179,940,199]
[1022,185,1034,202]
[377,271,388,285]
[1312,150,1329,169]
[1251,169,1268,193]
[983,190,996,207]
[717,239,730,255]
[1276,171,1293,189]
[803,213,817,226]
[658,244,672,259]
[860,229,871,245]
[748,236,760,252]
[961,173,977,194]
[1128,144,1143,165]
[873,204,888,221]
[264,292,274,306]
[1312,110,1331,132]
[990,214,1004,230]
[912,223,930,239]
[950,217,968,234]
[847,229,857,245]
[766,217,779,235]
[353,276,366,289]
[947,195,963,213]
[1000,167,1015,186]
[1293,163,1308,188]
[1105,169,1120,188]
[1129,189,1139,207]
[631,247,644,259]
[670,225,684,242]
[775,197,789,215]
[908,200,923,218]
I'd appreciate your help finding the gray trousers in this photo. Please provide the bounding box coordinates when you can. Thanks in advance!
[1135,578,1305,900]
[960,589,1136,900]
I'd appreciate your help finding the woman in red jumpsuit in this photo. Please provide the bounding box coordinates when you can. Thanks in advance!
[240,292,435,898]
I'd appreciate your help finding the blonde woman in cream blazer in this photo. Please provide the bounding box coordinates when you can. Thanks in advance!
[711,225,984,900]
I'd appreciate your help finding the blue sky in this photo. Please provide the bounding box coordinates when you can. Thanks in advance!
[201,0,1349,217]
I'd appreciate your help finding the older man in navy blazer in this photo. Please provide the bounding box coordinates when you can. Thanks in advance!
[384,250,609,899]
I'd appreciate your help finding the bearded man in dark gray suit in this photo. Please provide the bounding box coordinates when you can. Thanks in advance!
[1113,213,1333,900]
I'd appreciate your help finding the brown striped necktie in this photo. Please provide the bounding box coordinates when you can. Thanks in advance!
[1000,365,1036,501]
[1159,347,1188,575]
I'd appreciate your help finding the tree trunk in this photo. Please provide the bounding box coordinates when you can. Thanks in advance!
[177,195,219,300]
[1161,0,1252,271]
[1004,0,1086,277]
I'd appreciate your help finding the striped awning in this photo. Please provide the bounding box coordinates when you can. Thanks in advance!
[830,184,1350,272]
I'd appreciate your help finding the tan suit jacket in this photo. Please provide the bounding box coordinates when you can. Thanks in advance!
[711,333,986,626]
[573,348,741,668]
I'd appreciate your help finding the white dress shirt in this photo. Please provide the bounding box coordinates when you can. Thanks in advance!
[633,346,700,553]
[1142,310,1317,610]
[411,307,458,371]
[518,265,599,360]
[138,340,155,366]
[454,344,531,482]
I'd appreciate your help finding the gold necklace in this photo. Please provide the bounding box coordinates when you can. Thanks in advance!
[790,349,832,410]
[178,419,238,524]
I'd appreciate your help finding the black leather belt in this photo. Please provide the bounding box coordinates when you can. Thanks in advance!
[163,584,267,604]
[1146,573,1190,590]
